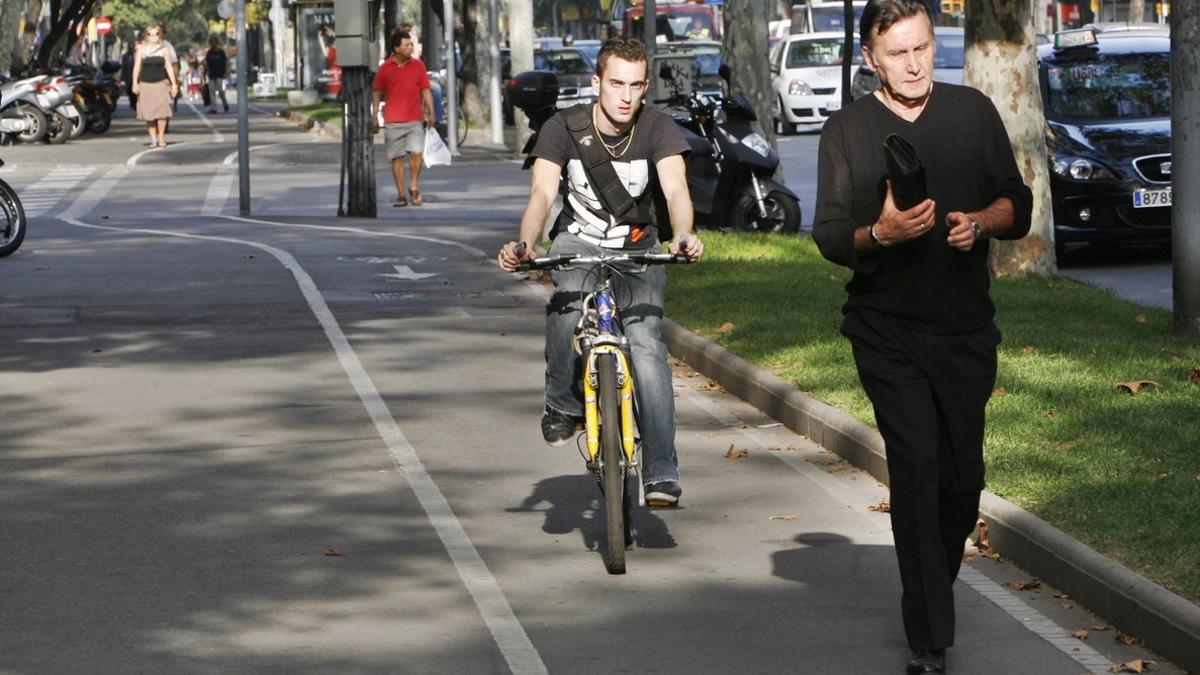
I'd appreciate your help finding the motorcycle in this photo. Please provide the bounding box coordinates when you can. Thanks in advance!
[658,62,802,234]
[505,64,802,234]
[0,76,47,144]
[0,157,26,257]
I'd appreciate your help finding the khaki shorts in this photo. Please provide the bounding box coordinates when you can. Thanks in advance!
[384,122,424,159]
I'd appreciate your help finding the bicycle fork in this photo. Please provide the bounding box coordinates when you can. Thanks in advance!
[583,345,640,496]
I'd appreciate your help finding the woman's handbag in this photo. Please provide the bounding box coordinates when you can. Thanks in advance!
[882,133,927,211]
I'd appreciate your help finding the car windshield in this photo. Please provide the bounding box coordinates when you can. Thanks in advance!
[534,50,593,75]
[786,38,860,68]
[1044,52,1170,119]
[934,33,964,68]
[811,6,864,32]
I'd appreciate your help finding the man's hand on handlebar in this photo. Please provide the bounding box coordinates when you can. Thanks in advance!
[497,240,537,272]
[669,234,704,262]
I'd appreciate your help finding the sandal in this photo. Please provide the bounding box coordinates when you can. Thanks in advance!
[392,196,408,207]
[157,141,168,148]
[410,189,423,206]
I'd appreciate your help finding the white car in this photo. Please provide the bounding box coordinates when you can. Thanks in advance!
[770,31,860,134]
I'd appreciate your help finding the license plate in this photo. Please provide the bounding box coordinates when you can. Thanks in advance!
[1133,187,1171,208]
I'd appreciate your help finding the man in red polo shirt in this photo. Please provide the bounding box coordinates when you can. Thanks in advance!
[372,31,436,206]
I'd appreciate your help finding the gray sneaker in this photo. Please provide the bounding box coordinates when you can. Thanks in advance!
[540,406,579,446]
[644,481,682,507]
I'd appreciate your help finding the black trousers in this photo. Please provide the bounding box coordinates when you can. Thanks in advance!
[842,309,1000,651]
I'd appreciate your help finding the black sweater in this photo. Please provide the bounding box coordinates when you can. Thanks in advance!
[813,83,1033,333]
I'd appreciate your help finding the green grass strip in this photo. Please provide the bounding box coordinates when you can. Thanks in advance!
[666,231,1200,602]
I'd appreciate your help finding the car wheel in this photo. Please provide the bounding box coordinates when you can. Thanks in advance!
[776,96,797,136]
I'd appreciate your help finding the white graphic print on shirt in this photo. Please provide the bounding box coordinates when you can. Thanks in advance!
[563,157,650,247]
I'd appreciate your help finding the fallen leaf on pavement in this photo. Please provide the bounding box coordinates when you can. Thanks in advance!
[1074,629,1089,640]
[1115,380,1160,394]
[976,519,992,554]
[1110,659,1145,673]
[1113,633,1139,646]
[725,444,748,459]
[770,514,798,521]
[324,548,343,556]
[1010,579,1041,591]
[868,498,891,513]
[1060,603,1074,610]
[714,321,735,335]
[1089,624,1111,632]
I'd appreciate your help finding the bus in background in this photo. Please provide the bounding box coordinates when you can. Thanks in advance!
[620,0,722,43]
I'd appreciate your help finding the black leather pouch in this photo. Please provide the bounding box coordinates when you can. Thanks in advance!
[882,133,927,211]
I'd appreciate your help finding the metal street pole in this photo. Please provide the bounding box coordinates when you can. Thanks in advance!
[236,0,251,215]
[489,0,503,144]
[644,0,655,75]
[444,0,458,155]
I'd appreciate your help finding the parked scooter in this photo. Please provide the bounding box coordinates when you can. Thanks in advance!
[0,76,47,144]
[658,62,801,233]
[0,157,26,257]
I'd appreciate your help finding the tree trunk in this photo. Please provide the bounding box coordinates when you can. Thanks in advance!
[34,0,93,68]
[509,0,534,156]
[343,67,378,217]
[0,0,21,76]
[1171,0,1199,334]
[460,0,487,125]
[722,0,775,148]
[964,0,1055,277]
[1128,0,1146,22]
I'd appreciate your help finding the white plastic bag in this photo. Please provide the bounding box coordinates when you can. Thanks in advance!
[423,127,452,167]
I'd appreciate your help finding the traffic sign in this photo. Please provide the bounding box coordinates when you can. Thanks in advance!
[96,16,112,35]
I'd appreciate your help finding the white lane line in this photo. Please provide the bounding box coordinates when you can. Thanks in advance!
[18,166,95,217]
[959,567,1113,674]
[219,214,488,257]
[56,168,547,674]
[187,100,226,142]
[126,141,204,167]
[220,138,324,165]
[201,140,325,215]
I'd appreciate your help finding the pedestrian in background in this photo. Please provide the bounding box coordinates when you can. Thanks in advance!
[371,31,435,207]
[204,36,230,113]
[132,24,179,148]
[120,42,138,110]
[812,1,1032,673]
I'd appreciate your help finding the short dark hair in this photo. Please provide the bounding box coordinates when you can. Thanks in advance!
[389,31,411,52]
[860,0,934,46]
[595,36,648,79]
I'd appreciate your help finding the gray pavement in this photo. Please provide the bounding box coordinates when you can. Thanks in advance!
[0,102,1184,673]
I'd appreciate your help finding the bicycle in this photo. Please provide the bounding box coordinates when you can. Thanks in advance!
[517,245,691,574]
[0,158,26,257]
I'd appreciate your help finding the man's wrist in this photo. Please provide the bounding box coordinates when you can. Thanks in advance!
[869,224,891,248]
[969,217,983,240]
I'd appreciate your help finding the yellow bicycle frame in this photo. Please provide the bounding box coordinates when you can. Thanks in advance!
[582,345,637,465]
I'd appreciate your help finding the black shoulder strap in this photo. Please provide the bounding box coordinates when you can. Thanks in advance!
[561,104,639,219]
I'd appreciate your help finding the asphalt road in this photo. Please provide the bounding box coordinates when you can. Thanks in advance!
[0,100,1181,674]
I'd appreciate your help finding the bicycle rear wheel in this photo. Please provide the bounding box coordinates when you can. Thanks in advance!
[0,178,26,257]
[597,352,627,574]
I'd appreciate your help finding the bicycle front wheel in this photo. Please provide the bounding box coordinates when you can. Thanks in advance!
[597,352,627,575]
[456,106,467,146]
[0,178,26,257]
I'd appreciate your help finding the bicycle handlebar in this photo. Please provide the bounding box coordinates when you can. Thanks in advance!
[516,251,692,272]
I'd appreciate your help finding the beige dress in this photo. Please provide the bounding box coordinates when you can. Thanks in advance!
[136,48,174,121]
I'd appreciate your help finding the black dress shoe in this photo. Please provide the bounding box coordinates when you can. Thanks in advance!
[906,649,946,674]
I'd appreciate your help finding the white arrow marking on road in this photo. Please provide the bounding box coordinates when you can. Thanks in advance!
[378,265,439,281]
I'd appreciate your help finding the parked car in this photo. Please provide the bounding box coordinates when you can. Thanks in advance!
[850,26,964,100]
[574,39,602,66]
[1037,26,1172,255]
[533,48,597,109]
[770,31,860,133]
[653,39,723,100]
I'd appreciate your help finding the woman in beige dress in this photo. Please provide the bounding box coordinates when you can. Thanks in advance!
[132,25,179,147]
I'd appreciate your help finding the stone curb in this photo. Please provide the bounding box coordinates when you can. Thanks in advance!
[663,318,1200,674]
[282,109,517,162]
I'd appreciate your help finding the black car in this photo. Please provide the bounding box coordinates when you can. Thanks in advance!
[1038,26,1172,255]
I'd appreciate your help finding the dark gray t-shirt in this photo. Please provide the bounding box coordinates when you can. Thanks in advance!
[531,104,689,248]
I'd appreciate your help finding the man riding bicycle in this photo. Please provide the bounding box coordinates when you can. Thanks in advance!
[498,37,703,507]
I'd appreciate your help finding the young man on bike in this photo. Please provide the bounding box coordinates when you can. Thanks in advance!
[497,37,703,507]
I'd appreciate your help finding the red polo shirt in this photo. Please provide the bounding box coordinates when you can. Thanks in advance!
[372,57,430,123]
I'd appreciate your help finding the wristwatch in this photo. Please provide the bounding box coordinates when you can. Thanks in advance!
[970,217,983,240]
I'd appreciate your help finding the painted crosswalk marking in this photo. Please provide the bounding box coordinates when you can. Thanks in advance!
[18,166,95,217]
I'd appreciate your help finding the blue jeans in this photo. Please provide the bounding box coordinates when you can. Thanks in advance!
[544,233,679,485]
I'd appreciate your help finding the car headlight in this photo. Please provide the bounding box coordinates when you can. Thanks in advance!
[1050,155,1115,181]
[741,132,771,158]
[788,79,813,96]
